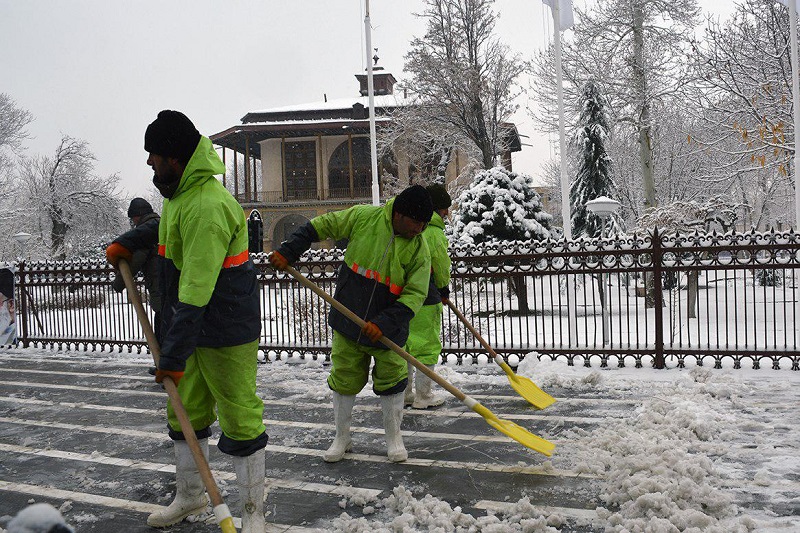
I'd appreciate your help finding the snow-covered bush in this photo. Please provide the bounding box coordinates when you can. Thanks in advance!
[450,166,552,245]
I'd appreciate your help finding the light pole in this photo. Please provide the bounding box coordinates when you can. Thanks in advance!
[585,196,621,346]
[12,232,32,262]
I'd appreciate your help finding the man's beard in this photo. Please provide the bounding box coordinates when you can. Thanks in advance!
[152,168,181,199]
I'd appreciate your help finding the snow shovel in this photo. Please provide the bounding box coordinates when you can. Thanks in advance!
[283,264,555,457]
[444,299,556,410]
[118,260,238,533]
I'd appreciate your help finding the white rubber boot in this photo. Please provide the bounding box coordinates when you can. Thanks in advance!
[404,363,415,406]
[323,392,355,462]
[412,365,445,409]
[381,392,407,462]
[233,448,266,533]
[147,439,209,527]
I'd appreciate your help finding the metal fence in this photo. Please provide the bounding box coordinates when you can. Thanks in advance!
[11,228,800,369]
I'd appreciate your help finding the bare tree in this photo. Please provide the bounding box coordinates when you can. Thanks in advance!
[690,0,796,228]
[531,0,700,213]
[17,136,126,259]
[0,93,33,158]
[402,0,525,170]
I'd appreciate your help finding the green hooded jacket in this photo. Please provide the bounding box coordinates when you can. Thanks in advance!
[157,136,261,371]
[278,198,431,348]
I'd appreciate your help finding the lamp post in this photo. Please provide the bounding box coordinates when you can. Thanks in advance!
[585,197,621,346]
[12,232,32,252]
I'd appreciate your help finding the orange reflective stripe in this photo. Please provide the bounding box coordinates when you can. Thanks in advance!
[350,262,404,294]
[158,244,248,268]
[222,249,250,268]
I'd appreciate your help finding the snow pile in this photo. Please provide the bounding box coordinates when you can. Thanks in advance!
[332,486,561,533]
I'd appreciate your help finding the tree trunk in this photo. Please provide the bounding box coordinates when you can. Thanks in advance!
[687,271,698,318]
[632,1,658,307]
[510,274,530,315]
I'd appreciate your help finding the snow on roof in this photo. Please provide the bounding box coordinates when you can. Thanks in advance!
[248,93,416,115]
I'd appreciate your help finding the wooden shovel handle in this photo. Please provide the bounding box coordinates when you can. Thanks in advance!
[117,260,228,512]
[285,265,467,401]
[444,299,500,360]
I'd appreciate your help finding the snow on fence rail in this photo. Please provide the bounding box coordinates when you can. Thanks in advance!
[9,228,800,370]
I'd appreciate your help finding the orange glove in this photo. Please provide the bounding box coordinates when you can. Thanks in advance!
[361,321,383,343]
[106,242,133,268]
[269,251,289,271]
[155,369,184,386]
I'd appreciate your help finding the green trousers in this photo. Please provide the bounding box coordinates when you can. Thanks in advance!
[327,331,408,395]
[167,340,266,443]
[405,303,443,366]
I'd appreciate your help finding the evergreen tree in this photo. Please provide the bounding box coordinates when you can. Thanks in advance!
[570,81,616,238]
[451,166,552,245]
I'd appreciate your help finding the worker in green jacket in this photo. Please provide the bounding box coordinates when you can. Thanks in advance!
[405,183,452,409]
[269,185,433,463]
[108,110,267,532]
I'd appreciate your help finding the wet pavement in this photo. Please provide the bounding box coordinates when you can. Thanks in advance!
[0,351,634,532]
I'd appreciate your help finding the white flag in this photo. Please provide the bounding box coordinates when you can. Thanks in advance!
[542,0,574,31]
[777,0,800,12]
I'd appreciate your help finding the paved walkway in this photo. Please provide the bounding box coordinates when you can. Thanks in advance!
[0,352,632,532]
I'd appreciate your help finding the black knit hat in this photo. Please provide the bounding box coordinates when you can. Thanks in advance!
[127,197,154,217]
[0,268,13,299]
[393,185,434,223]
[144,110,201,165]
[426,183,452,210]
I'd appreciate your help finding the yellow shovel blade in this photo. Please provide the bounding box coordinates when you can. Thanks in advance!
[508,373,557,410]
[471,403,555,457]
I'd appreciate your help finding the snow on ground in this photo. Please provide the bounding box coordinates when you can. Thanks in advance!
[2,348,798,531]
[268,353,799,532]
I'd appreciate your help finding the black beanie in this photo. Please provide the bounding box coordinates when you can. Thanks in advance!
[127,197,154,217]
[393,185,434,223]
[426,183,452,210]
[144,110,201,164]
[0,268,13,299]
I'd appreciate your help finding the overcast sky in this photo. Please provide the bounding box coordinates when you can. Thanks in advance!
[1,0,735,198]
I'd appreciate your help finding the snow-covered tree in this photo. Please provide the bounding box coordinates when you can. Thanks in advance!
[450,166,552,244]
[451,166,552,313]
[690,0,796,229]
[0,93,32,170]
[570,81,616,238]
[16,136,126,259]
[531,0,700,214]
[403,0,525,170]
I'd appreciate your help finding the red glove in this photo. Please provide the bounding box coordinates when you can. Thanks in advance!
[361,321,383,343]
[269,251,289,271]
[155,369,184,386]
[441,297,450,304]
[106,242,133,268]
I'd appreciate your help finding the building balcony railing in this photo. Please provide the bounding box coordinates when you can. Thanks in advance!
[236,187,375,205]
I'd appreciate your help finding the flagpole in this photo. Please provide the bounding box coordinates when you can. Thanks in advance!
[790,1,800,229]
[365,0,380,206]
[551,0,578,343]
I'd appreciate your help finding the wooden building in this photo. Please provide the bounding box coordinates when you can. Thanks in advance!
[210,67,521,250]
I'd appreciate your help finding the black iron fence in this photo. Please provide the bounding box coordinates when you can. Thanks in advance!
[11,229,800,369]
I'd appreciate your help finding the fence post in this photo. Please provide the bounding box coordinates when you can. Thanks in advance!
[17,261,29,348]
[652,228,665,369]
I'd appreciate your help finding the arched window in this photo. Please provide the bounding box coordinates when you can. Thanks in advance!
[272,214,310,248]
[328,138,398,198]
[328,137,371,198]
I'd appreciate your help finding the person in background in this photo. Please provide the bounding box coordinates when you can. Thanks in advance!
[269,185,433,463]
[107,197,161,375]
[0,268,16,345]
[404,183,452,409]
[107,110,267,532]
